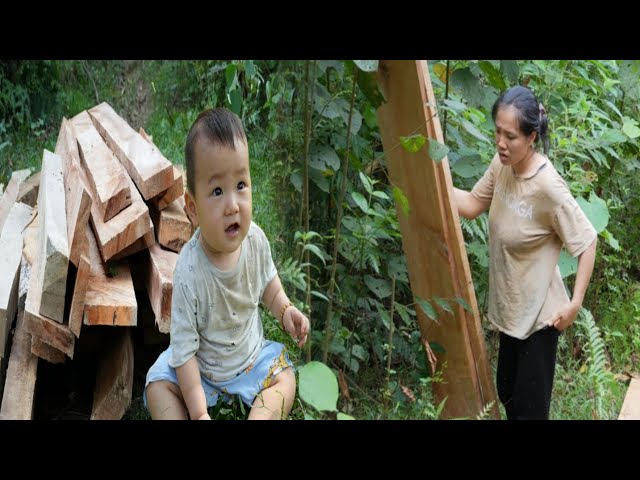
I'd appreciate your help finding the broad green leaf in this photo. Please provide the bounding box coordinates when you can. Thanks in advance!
[303,244,327,266]
[314,83,341,119]
[452,154,485,178]
[317,60,343,74]
[351,344,368,361]
[337,412,356,420]
[427,138,449,163]
[433,297,453,314]
[309,167,330,193]
[622,116,640,139]
[372,190,390,200]
[558,249,578,278]
[600,128,627,145]
[416,297,438,320]
[310,145,341,171]
[443,98,466,113]
[450,68,484,108]
[453,297,472,313]
[299,362,339,412]
[225,64,237,88]
[364,275,392,299]
[461,119,492,144]
[479,61,507,91]
[228,89,242,115]
[354,60,379,72]
[400,134,426,153]
[500,60,519,84]
[351,192,369,214]
[619,61,640,102]
[392,185,410,217]
[359,171,373,195]
[601,229,620,250]
[576,192,609,233]
[357,71,386,108]
[311,290,329,302]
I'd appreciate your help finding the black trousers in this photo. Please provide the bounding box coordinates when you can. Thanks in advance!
[496,326,560,420]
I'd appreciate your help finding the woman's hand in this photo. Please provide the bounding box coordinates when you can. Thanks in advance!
[547,300,581,331]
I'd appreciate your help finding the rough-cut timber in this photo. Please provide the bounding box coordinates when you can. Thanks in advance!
[31,335,66,364]
[144,243,178,334]
[16,171,40,208]
[0,202,35,359]
[89,102,173,200]
[37,150,70,323]
[377,60,498,419]
[0,169,31,236]
[90,328,134,420]
[84,226,137,327]
[150,196,193,253]
[72,111,131,222]
[619,378,640,420]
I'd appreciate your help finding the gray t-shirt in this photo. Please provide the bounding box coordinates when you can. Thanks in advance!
[471,154,597,339]
[169,221,277,381]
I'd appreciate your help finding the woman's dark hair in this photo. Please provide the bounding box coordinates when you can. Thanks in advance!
[184,107,247,194]
[492,85,550,154]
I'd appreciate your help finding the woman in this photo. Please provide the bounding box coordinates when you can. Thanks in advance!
[453,85,597,419]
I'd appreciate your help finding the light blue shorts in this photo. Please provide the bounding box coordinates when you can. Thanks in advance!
[143,340,294,410]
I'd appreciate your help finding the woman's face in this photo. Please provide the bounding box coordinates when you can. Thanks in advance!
[494,105,536,167]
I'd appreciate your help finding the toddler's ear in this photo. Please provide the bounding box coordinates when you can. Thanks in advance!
[184,191,199,228]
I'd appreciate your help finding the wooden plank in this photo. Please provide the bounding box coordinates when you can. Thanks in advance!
[376,60,498,419]
[16,171,40,208]
[144,244,178,334]
[31,335,66,364]
[89,102,173,200]
[0,202,35,359]
[72,111,132,222]
[84,225,137,326]
[36,150,70,323]
[151,166,184,211]
[111,227,155,261]
[68,250,90,338]
[23,209,75,358]
[150,196,193,253]
[90,327,134,420]
[62,117,153,262]
[0,169,31,236]
[619,378,640,420]
[0,298,38,419]
[54,119,93,268]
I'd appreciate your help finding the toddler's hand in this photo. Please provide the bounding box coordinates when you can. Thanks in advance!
[283,306,310,348]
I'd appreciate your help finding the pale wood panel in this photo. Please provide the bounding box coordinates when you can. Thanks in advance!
[377,60,498,419]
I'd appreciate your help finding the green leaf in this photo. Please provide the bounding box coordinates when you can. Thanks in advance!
[299,362,339,412]
[619,61,640,102]
[353,60,379,72]
[364,275,392,299]
[303,244,327,266]
[317,60,343,75]
[558,248,578,278]
[359,171,373,195]
[351,344,368,361]
[622,116,640,139]
[576,192,609,233]
[309,168,330,193]
[225,64,237,88]
[400,134,426,153]
[372,190,390,200]
[433,297,453,314]
[429,341,446,354]
[452,154,485,178]
[427,138,449,163]
[600,128,627,145]
[500,60,519,84]
[450,68,484,108]
[337,412,356,420]
[357,70,386,108]
[443,99,466,113]
[228,89,242,116]
[416,297,438,320]
[461,119,492,144]
[601,229,620,251]
[392,185,410,217]
[351,191,369,214]
[479,61,507,91]
[311,290,329,302]
[290,171,302,193]
[452,297,472,313]
[310,145,341,171]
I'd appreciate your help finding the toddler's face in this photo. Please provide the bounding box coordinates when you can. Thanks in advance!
[189,138,252,259]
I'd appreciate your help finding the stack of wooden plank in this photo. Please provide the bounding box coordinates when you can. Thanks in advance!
[0,102,194,419]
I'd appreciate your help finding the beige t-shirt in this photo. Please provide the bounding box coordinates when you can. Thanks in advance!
[471,153,597,339]
[169,221,277,381]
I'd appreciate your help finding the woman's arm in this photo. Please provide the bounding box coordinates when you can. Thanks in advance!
[548,237,597,331]
[453,187,489,220]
